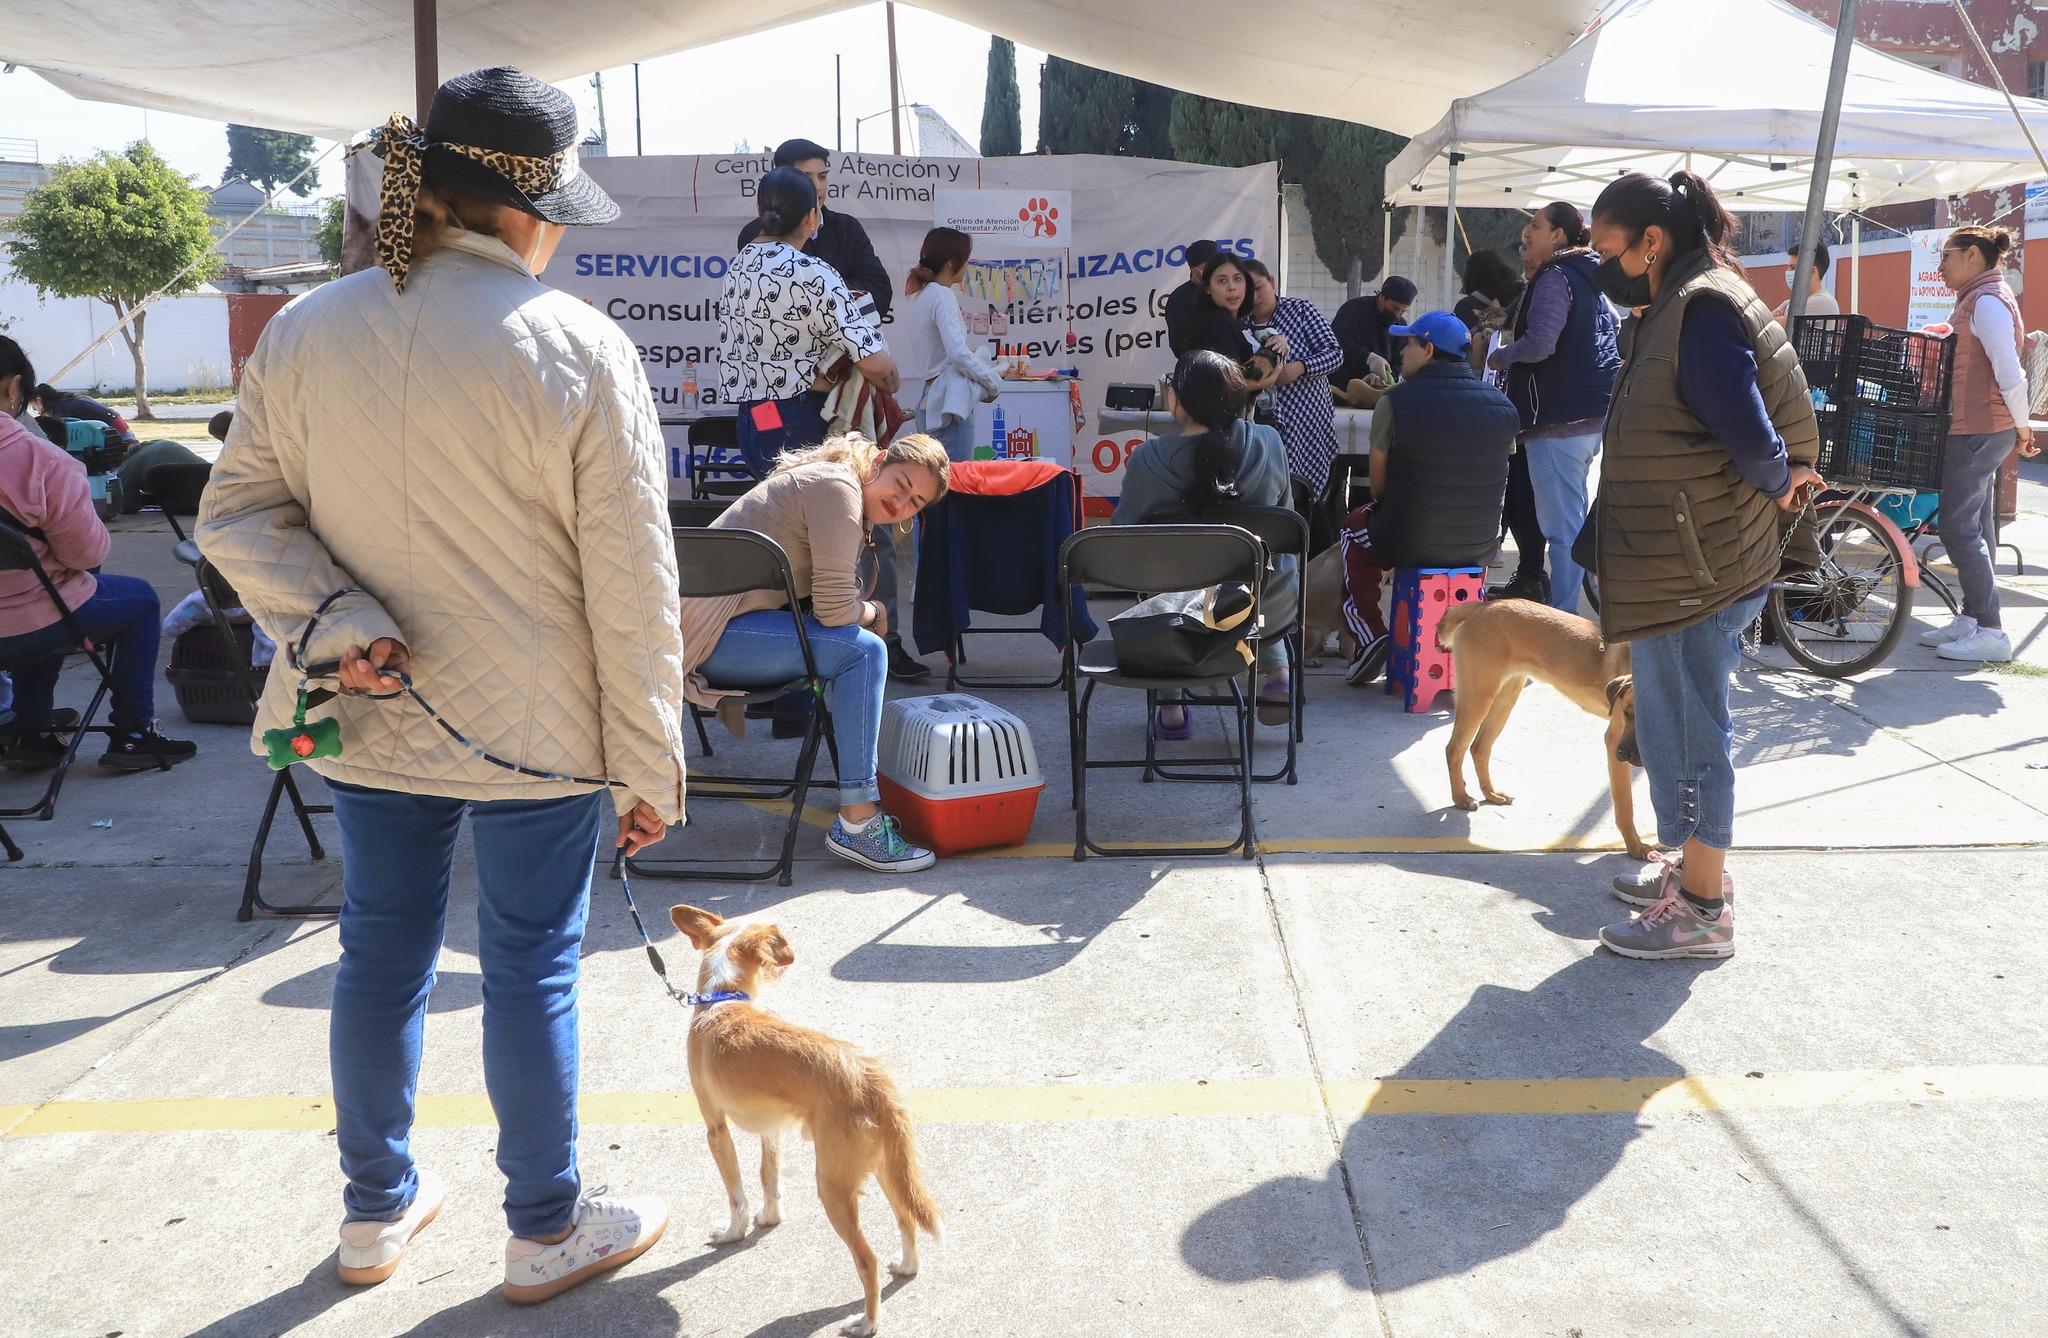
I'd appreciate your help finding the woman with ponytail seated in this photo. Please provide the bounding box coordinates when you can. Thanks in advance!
[1113,349,1297,734]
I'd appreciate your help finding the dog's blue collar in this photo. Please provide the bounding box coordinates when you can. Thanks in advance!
[682,989,750,1007]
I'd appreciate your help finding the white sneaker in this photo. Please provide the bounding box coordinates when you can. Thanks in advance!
[337,1167,445,1285]
[503,1189,668,1305]
[1936,627,2013,663]
[1918,615,1977,647]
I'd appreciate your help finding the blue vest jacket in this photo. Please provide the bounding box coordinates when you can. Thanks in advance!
[1507,251,1621,431]
[1370,360,1519,568]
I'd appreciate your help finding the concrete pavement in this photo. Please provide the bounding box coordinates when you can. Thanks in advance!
[3,460,2047,1336]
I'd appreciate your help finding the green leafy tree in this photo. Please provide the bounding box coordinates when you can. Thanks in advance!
[1037,56,1174,156]
[980,37,1022,157]
[1169,94,1409,289]
[5,142,220,419]
[317,195,345,269]
[226,124,320,197]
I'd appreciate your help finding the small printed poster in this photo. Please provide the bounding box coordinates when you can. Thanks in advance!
[1907,229,1952,332]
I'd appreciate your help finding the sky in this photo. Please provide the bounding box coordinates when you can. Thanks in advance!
[0,4,1046,194]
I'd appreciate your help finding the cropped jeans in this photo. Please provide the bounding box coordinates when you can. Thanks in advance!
[326,780,606,1239]
[699,609,886,806]
[1626,589,1766,851]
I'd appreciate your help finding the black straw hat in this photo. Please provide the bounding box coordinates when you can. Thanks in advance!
[419,66,617,226]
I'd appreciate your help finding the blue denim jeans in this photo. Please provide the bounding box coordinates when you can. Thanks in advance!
[326,780,606,1238]
[699,609,885,805]
[917,402,979,463]
[1627,589,1765,851]
[0,572,161,730]
[735,390,830,480]
[1524,429,1601,615]
[1937,429,2014,628]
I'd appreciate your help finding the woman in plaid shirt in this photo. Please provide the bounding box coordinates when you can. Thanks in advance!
[1242,259,1343,492]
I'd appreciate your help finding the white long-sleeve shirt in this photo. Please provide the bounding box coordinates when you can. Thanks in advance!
[1974,292,2031,430]
[891,282,1004,425]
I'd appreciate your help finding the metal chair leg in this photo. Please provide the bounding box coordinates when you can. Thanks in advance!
[239,770,338,921]
[0,822,21,862]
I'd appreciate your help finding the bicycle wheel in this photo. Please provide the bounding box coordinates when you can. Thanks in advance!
[1766,501,1913,677]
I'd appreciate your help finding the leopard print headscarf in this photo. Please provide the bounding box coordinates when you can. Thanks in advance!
[374,113,576,291]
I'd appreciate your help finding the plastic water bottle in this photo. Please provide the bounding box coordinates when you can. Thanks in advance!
[991,403,1007,458]
[682,357,700,414]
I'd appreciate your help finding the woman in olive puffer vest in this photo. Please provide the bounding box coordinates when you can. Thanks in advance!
[1583,171,1823,963]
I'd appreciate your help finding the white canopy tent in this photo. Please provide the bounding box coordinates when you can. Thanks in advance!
[5,0,1604,142]
[1382,0,2048,302]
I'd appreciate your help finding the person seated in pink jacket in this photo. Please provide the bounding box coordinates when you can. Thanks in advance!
[0,413,195,770]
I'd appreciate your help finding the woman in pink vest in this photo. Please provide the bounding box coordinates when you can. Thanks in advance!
[1924,226,2041,663]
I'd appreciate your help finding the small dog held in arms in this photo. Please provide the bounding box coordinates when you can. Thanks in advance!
[1435,599,1653,860]
[668,904,941,1337]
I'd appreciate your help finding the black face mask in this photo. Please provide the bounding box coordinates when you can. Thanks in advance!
[1594,255,1654,309]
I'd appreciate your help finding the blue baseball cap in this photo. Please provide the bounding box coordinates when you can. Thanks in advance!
[1388,310,1470,356]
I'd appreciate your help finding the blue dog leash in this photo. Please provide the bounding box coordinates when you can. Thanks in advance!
[610,850,750,1009]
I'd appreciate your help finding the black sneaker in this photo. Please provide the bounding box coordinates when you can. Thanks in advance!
[2,731,71,771]
[98,727,199,771]
[886,638,932,682]
[0,707,81,748]
[1492,571,1551,603]
[1346,634,1390,686]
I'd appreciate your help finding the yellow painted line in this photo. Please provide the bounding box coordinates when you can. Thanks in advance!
[5,1066,2043,1138]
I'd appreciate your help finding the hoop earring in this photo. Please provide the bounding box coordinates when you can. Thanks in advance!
[1646,251,1658,266]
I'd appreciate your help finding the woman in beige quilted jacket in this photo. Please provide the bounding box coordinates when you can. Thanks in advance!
[198,69,683,1303]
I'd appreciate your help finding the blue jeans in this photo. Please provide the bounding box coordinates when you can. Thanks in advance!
[1627,590,1765,851]
[917,402,979,463]
[1524,429,1600,615]
[735,390,830,480]
[0,572,161,731]
[326,780,606,1238]
[1937,429,2013,628]
[700,609,885,805]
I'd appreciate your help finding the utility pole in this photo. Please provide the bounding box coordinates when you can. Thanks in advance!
[836,55,843,150]
[886,2,903,154]
[634,63,643,155]
[413,0,437,120]
[591,71,609,150]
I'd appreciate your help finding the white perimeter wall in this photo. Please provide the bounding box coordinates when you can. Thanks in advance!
[0,256,233,393]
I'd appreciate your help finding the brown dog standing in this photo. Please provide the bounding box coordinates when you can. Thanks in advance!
[669,904,941,1337]
[1435,600,1651,860]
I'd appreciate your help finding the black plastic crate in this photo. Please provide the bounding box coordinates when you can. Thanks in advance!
[165,624,264,726]
[1812,403,1948,491]
[1793,314,1954,414]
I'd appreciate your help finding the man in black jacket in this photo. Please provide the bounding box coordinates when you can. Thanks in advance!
[1330,275,1417,390]
[735,138,893,318]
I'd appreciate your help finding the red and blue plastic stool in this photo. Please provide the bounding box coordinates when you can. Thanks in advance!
[1386,567,1485,713]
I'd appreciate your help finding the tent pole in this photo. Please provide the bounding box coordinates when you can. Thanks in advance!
[413,0,438,121]
[1789,0,1859,325]
[1443,151,1463,309]
[1413,204,1423,275]
[1851,214,1861,315]
[1382,202,1392,286]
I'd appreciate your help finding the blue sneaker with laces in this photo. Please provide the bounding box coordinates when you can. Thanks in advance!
[827,813,936,874]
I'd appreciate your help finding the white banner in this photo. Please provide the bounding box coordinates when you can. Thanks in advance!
[554,152,1279,499]
[1907,229,1951,332]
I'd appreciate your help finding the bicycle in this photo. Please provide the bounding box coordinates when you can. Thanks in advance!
[1763,485,1954,677]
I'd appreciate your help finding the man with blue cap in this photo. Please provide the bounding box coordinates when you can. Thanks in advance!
[1339,309,1520,683]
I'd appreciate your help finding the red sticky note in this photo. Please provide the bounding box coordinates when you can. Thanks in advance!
[750,400,784,431]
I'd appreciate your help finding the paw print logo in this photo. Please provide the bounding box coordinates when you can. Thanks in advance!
[1018,197,1059,238]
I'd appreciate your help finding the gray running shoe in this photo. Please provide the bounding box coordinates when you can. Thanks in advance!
[1599,886,1735,960]
[1613,854,1734,907]
[827,814,936,874]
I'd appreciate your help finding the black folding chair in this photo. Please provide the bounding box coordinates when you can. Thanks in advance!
[1059,524,1265,861]
[626,528,836,887]
[669,498,734,529]
[1143,505,1308,784]
[1310,454,1374,557]
[0,525,171,860]
[146,461,213,545]
[687,417,755,499]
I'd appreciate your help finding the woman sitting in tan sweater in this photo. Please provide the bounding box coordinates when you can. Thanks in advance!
[681,433,951,873]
